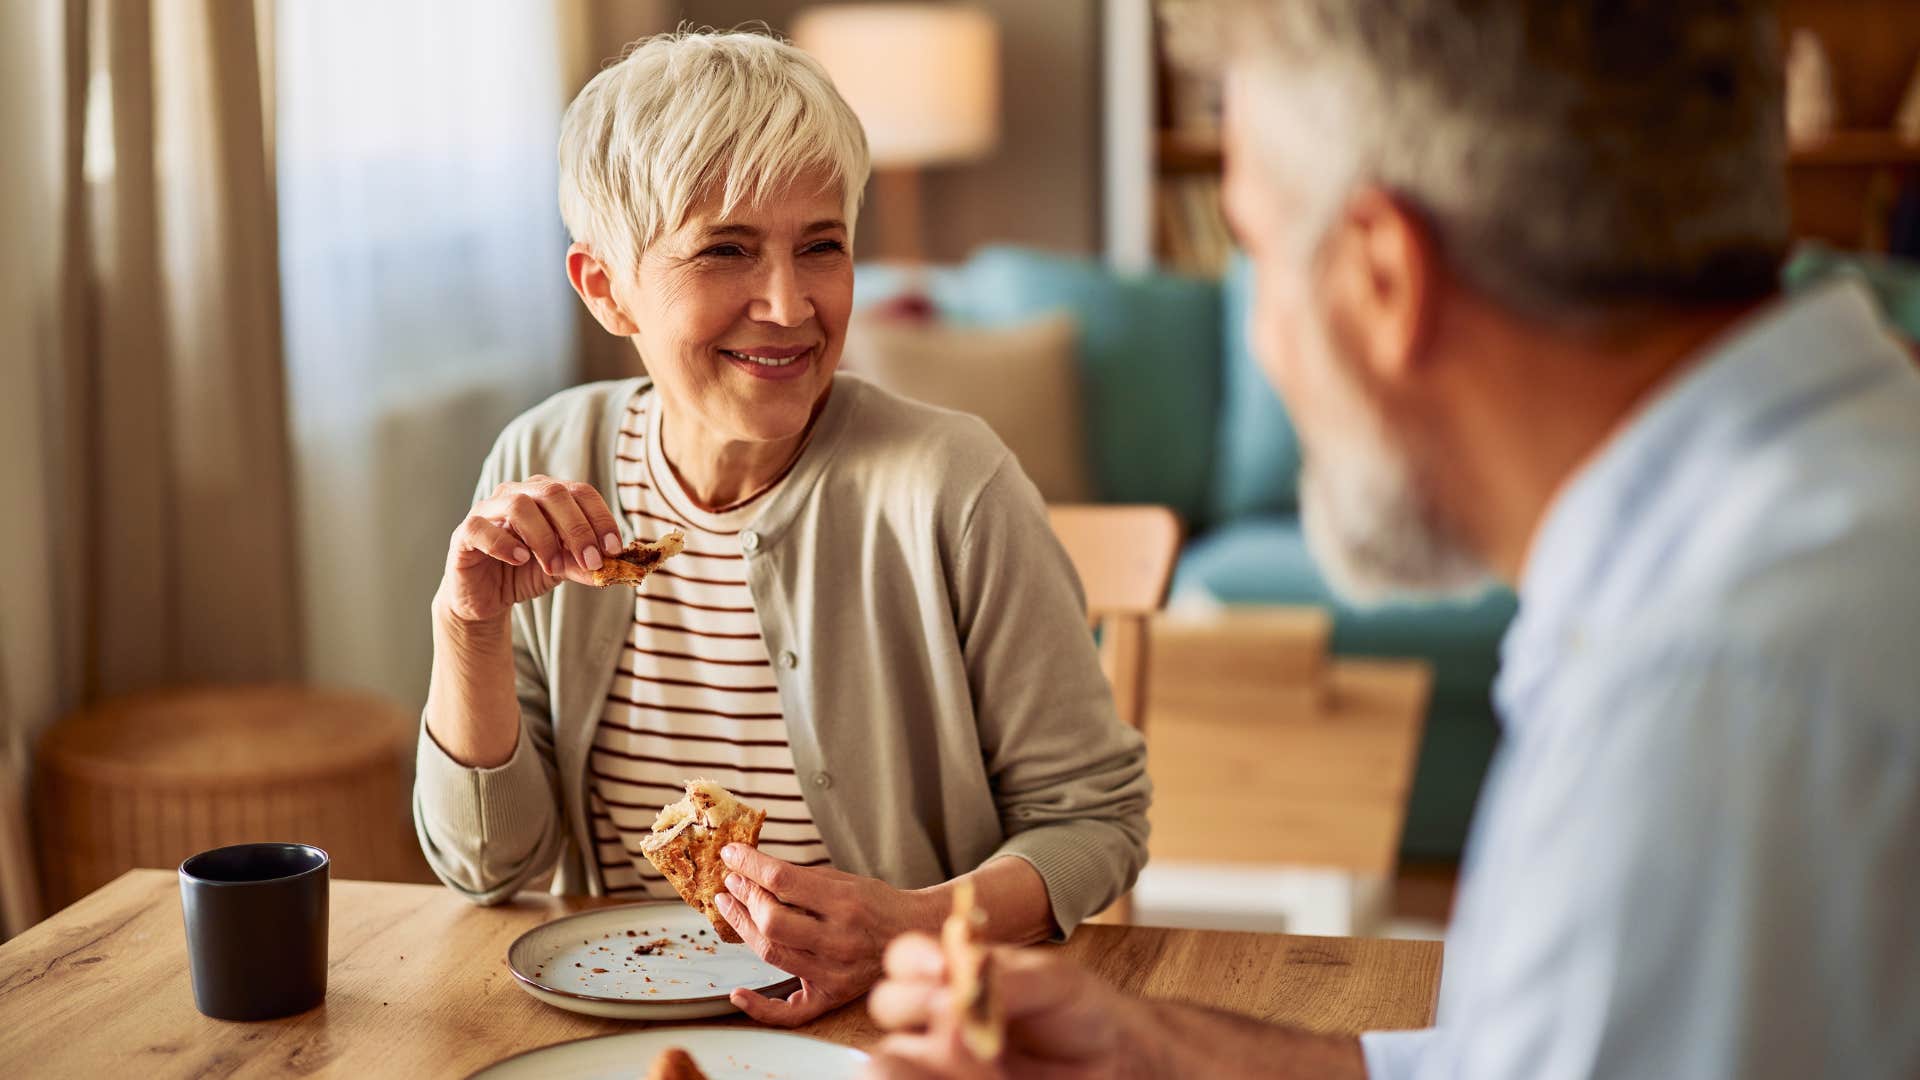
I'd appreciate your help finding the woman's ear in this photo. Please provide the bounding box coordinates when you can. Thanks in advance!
[1318,186,1437,387]
[566,244,640,337]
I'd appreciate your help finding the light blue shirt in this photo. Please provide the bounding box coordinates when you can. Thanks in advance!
[1362,281,1920,1080]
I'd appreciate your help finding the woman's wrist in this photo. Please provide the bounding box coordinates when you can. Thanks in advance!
[895,881,950,938]
[431,589,510,640]
[426,587,519,768]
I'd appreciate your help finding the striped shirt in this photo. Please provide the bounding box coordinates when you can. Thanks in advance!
[590,388,832,898]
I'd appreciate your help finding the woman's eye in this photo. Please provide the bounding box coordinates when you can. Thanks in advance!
[701,243,748,258]
[805,240,846,255]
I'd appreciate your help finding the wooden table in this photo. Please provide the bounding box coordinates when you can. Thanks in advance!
[1141,609,1433,935]
[0,870,1443,1077]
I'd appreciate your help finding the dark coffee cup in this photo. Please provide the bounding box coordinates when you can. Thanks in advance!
[178,842,329,1021]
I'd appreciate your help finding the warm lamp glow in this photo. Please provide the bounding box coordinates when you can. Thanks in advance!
[793,4,1001,168]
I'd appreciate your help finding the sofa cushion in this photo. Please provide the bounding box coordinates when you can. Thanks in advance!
[1210,252,1303,521]
[839,312,1093,502]
[963,247,1222,522]
[1174,516,1518,700]
[859,249,1222,522]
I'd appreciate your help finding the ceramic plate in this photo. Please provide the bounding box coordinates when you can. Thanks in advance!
[469,1028,868,1080]
[506,903,799,1020]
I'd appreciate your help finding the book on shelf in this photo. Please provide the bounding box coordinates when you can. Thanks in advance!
[1155,174,1233,278]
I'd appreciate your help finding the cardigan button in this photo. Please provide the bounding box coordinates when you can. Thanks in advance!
[741,530,760,553]
[812,771,833,790]
[778,650,798,669]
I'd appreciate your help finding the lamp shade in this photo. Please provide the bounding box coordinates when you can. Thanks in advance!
[793,3,1000,168]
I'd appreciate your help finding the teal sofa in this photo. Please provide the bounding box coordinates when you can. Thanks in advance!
[857,246,1513,859]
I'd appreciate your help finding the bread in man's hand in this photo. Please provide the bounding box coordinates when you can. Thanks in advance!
[942,879,1005,1060]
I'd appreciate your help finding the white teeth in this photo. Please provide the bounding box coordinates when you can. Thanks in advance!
[723,349,803,367]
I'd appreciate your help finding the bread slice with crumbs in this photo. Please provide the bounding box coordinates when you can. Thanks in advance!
[942,879,1005,1060]
[589,530,685,587]
[639,780,767,943]
[645,1047,710,1080]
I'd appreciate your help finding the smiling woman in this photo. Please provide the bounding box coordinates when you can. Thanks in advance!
[413,29,1151,1030]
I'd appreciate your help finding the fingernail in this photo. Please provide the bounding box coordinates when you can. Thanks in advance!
[603,532,622,554]
[721,845,741,867]
[511,547,530,564]
[715,893,733,912]
[726,873,743,892]
[583,546,603,571]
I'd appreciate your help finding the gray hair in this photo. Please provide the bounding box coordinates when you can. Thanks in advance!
[1186,0,1789,321]
[559,29,871,274]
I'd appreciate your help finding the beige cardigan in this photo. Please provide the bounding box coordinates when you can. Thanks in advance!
[413,376,1151,935]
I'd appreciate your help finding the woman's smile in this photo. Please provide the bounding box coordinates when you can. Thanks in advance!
[720,344,816,381]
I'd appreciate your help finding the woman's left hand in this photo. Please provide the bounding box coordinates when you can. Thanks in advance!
[716,843,936,1027]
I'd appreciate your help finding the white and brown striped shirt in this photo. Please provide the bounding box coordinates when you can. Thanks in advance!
[590,389,832,899]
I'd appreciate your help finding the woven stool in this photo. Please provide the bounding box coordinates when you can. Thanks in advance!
[34,685,424,909]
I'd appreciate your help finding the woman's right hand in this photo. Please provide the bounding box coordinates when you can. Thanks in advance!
[436,475,625,624]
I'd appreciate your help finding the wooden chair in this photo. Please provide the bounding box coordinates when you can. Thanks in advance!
[1048,505,1183,923]
[1048,504,1183,735]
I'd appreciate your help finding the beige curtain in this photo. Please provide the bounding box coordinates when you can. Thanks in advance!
[0,0,300,939]
[80,0,300,692]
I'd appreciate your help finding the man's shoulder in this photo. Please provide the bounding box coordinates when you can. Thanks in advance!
[1601,374,1920,708]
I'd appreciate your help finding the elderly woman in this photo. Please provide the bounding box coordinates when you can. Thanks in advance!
[414,30,1148,1026]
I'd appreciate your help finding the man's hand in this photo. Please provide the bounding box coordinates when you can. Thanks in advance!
[863,933,1130,1079]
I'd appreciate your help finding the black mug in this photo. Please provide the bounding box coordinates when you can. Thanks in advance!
[178,842,330,1021]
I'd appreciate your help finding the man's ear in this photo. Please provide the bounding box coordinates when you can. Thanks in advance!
[566,243,640,337]
[1319,186,1436,385]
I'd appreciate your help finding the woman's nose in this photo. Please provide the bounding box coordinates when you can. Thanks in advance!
[749,256,815,327]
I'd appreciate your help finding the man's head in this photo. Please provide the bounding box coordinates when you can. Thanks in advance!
[1193,0,1788,601]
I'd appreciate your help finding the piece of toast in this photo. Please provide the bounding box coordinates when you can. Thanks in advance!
[639,780,767,943]
[942,879,1005,1060]
[645,1047,709,1080]
[589,531,686,587]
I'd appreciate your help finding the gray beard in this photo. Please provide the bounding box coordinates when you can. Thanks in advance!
[1299,445,1492,606]
[1290,303,1493,606]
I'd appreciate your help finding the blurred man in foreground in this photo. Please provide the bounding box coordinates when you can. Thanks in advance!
[865,1,1920,1076]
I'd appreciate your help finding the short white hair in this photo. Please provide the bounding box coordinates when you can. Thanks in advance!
[558,29,871,274]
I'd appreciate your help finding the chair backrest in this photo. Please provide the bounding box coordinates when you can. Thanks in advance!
[1047,505,1182,735]
[1048,504,1180,926]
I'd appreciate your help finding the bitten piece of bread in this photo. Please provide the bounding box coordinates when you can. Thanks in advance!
[589,530,685,588]
[639,779,767,943]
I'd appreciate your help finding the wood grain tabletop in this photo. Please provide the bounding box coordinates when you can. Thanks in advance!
[0,870,1442,1077]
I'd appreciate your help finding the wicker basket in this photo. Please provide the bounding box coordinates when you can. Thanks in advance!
[34,685,427,909]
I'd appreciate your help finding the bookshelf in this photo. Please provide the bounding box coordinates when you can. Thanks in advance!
[1790,129,1920,168]
[1780,0,1920,250]
[1148,4,1230,277]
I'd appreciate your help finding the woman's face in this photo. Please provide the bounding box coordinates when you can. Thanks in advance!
[618,176,852,445]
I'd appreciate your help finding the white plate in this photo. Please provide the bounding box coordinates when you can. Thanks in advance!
[507,902,799,1020]
[470,1028,868,1080]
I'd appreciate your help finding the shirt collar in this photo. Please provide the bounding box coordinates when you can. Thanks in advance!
[1497,279,1897,720]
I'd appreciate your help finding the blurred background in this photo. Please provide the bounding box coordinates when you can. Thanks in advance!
[3,0,1918,944]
